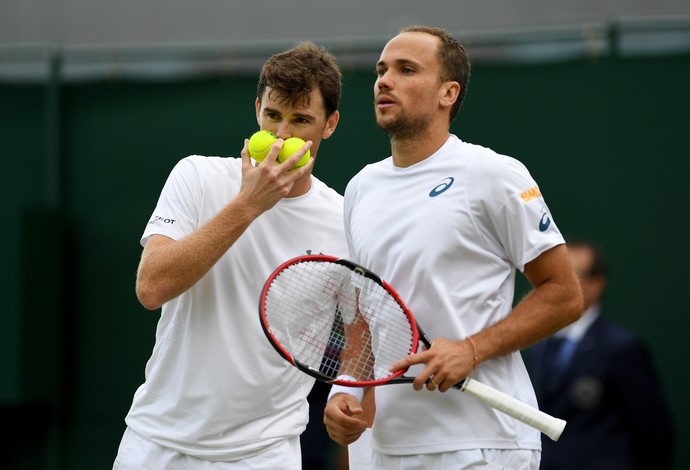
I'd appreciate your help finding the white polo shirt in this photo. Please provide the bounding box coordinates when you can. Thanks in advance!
[344,134,564,454]
[125,155,348,461]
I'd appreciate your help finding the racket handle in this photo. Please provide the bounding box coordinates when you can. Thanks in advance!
[460,377,566,441]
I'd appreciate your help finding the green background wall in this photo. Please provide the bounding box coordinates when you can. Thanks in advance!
[1,52,688,469]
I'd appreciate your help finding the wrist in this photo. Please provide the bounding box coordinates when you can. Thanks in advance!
[327,376,364,402]
[466,335,479,370]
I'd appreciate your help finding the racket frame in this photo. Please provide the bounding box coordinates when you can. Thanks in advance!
[259,254,566,441]
[259,254,422,387]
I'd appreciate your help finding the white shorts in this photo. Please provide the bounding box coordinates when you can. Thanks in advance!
[348,428,374,470]
[372,448,540,470]
[113,427,302,470]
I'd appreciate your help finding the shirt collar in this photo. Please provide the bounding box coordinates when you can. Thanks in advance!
[555,303,601,342]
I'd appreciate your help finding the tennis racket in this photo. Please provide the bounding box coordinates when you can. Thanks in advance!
[259,254,566,441]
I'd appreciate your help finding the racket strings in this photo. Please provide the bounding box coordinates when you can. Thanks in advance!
[263,260,416,384]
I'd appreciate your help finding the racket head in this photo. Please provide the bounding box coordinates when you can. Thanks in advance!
[259,254,421,387]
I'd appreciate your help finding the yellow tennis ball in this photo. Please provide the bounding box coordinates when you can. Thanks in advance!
[278,137,311,168]
[248,130,277,162]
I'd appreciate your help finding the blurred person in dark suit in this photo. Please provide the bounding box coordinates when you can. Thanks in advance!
[527,238,675,470]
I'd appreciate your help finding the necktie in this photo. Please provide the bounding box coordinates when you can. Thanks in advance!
[542,337,577,399]
[552,337,576,372]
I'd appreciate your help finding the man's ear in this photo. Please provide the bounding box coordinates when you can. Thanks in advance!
[440,81,460,110]
[254,98,262,126]
[322,110,340,140]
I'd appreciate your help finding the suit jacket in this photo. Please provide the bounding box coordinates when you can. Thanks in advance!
[527,313,675,470]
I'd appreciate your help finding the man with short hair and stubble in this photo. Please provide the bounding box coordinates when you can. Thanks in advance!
[325,25,582,470]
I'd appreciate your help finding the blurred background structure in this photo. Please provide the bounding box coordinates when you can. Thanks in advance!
[1,1,689,468]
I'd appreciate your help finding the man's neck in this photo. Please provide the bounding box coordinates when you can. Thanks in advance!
[286,174,313,198]
[391,129,451,168]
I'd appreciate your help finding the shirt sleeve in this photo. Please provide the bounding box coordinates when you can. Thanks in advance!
[141,156,203,246]
[476,154,565,272]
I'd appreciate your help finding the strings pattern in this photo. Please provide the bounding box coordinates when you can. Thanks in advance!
[263,259,416,384]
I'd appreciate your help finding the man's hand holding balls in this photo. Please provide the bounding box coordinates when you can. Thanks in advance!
[248,131,311,169]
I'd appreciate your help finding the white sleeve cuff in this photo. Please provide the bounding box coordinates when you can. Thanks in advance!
[327,376,364,402]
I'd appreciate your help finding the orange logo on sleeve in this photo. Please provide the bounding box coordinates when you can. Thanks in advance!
[520,186,541,203]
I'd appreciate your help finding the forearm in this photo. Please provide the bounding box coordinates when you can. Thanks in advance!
[390,245,583,392]
[471,280,582,362]
[136,194,260,309]
[472,244,583,362]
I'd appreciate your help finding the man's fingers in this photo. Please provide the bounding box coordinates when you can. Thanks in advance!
[390,353,420,373]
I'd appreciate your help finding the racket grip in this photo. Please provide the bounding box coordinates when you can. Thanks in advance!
[460,378,566,441]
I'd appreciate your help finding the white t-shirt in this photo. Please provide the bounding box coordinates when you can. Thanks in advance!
[125,155,348,461]
[344,134,564,455]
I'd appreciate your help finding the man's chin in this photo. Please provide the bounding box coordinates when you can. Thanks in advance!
[375,116,396,133]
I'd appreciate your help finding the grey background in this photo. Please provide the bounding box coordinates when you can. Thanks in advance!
[3,0,690,47]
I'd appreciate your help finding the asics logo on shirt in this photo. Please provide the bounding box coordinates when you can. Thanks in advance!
[539,212,551,232]
[429,177,455,197]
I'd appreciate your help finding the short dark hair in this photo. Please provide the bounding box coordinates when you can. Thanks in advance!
[256,41,342,118]
[400,25,471,122]
[566,237,609,279]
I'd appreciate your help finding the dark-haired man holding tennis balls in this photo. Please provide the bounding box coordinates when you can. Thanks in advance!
[114,42,348,470]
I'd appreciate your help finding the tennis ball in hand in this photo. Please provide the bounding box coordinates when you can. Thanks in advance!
[278,137,311,168]
[248,130,278,162]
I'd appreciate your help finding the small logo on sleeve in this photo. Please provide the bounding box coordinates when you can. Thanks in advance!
[521,186,542,203]
[539,212,551,232]
[149,215,176,225]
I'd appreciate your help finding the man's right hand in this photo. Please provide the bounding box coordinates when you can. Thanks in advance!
[323,393,369,446]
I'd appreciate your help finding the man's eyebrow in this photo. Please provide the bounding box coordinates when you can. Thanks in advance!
[262,106,315,120]
[376,58,421,69]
